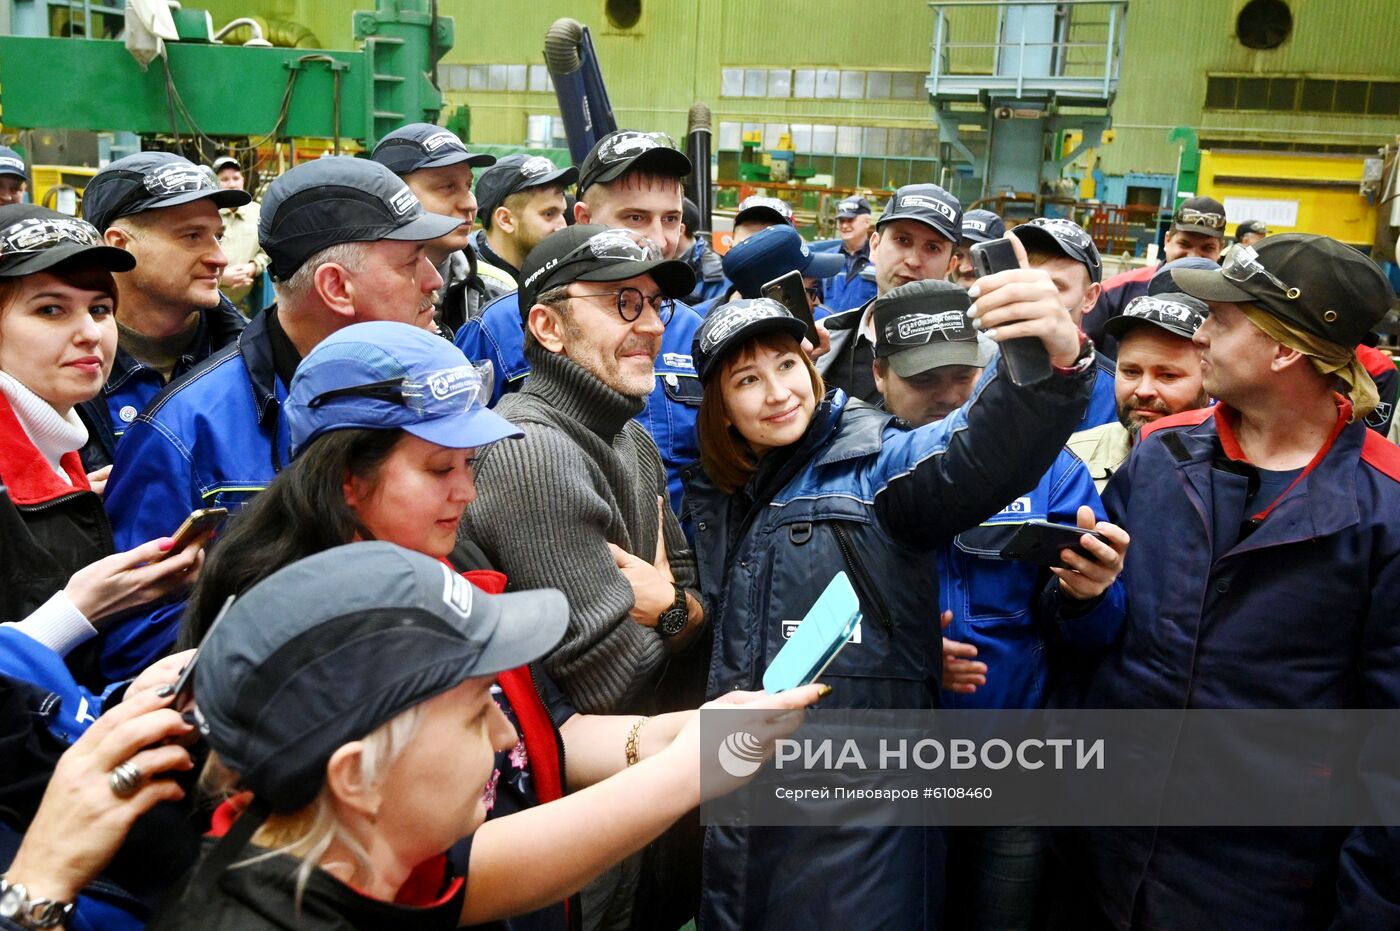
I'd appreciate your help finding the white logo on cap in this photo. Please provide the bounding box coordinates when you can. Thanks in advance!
[892,310,964,341]
[701,304,785,353]
[439,563,474,617]
[389,187,419,217]
[897,194,957,222]
[0,157,24,172]
[523,256,559,291]
[964,219,989,232]
[520,156,555,177]
[426,366,476,401]
[422,131,465,153]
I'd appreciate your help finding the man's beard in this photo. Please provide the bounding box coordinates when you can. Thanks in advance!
[1118,391,1211,438]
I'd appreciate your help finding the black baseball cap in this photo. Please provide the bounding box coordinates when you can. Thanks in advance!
[722,224,843,298]
[1014,217,1103,283]
[194,541,568,813]
[518,224,695,313]
[1236,219,1268,240]
[877,184,961,242]
[1104,292,1208,342]
[83,152,250,232]
[960,209,1005,244]
[577,131,691,195]
[475,154,577,228]
[0,147,27,181]
[0,205,135,278]
[1170,196,1227,240]
[835,196,872,219]
[371,123,496,176]
[258,156,462,281]
[871,279,993,376]
[693,297,807,382]
[733,195,793,228]
[1171,233,1392,347]
[1149,257,1217,296]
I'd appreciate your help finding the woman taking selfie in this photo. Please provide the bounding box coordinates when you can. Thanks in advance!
[182,321,820,928]
[0,205,201,689]
[684,271,1127,929]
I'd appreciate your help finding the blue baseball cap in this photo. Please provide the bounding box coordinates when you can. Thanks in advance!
[960,209,1005,244]
[285,321,523,457]
[1149,256,1218,295]
[371,123,496,176]
[0,147,27,181]
[722,224,844,299]
[83,152,250,232]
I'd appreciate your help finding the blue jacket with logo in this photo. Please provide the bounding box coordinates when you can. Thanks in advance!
[98,310,291,681]
[939,449,1124,710]
[79,296,247,470]
[685,354,1094,931]
[1070,401,1400,930]
[822,243,878,313]
[454,291,704,516]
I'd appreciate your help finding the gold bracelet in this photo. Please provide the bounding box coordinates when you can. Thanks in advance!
[625,716,649,767]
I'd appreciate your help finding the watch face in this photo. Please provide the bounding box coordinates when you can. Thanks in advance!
[659,607,688,637]
[0,885,22,918]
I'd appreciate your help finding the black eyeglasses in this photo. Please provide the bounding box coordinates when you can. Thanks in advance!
[570,287,675,324]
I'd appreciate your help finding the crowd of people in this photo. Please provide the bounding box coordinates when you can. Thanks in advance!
[0,119,1396,931]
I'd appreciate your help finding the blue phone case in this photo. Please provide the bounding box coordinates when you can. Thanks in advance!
[762,571,863,693]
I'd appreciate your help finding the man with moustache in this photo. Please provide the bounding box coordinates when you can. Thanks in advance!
[97,157,459,680]
[948,208,1006,289]
[1068,292,1209,492]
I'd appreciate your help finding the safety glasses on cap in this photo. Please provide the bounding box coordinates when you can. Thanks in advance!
[0,216,102,255]
[566,228,663,263]
[737,195,793,219]
[1176,207,1226,230]
[881,310,968,345]
[1220,242,1300,301]
[306,361,494,417]
[699,297,791,354]
[143,162,218,197]
[1124,296,1203,325]
[596,131,678,165]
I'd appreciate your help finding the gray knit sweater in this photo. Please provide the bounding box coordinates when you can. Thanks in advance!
[461,345,700,714]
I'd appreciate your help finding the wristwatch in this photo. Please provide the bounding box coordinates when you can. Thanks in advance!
[656,585,690,638]
[0,877,73,929]
[1052,330,1096,376]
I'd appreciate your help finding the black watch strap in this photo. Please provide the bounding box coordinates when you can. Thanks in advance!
[657,585,689,638]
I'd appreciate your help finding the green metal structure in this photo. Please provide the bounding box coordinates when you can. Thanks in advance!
[0,0,452,150]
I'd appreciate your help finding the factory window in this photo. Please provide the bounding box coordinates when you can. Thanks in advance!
[1205,75,1400,116]
[438,64,468,92]
[717,121,939,159]
[528,65,553,93]
[721,67,930,101]
[457,63,553,94]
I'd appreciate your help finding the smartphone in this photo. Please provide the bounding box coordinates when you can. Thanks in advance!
[172,594,236,708]
[969,237,1052,387]
[760,269,817,342]
[763,571,862,693]
[156,507,228,561]
[998,519,1106,568]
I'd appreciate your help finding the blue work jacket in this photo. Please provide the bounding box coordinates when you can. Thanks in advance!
[686,353,1094,931]
[1071,400,1400,930]
[939,449,1124,710]
[454,290,704,517]
[822,242,878,313]
[1075,348,1119,432]
[98,310,291,681]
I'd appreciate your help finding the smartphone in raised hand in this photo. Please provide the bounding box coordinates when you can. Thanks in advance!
[969,237,1052,386]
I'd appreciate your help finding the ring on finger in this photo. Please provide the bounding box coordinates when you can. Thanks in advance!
[108,760,143,798]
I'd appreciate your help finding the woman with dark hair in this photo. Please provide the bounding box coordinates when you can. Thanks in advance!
[0,204,201,690]
[183,321,823,928]
[682,281,1126,928]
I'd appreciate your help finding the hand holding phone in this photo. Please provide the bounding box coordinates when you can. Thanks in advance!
[760,269,817,342]
[763,572,862,693]
[969,237,1052,386]
[156,507,228,561]
[998,519,1107,568]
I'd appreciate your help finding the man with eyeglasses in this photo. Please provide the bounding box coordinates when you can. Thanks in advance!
[77,152,251,466]
[459,224,704,929]
[97,157,460,682]
[462,223,705,716]
[1066,234,1400,929]
[1085,195,1227,358]
[455,130,707,519]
